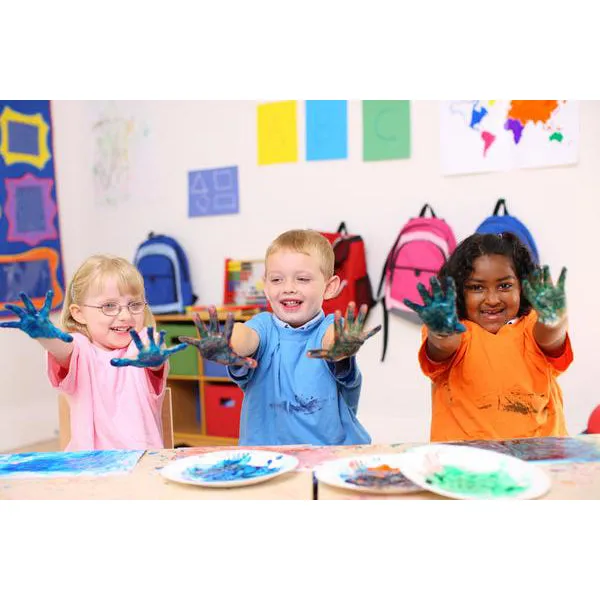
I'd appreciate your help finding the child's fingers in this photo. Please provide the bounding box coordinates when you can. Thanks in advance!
[521,279,534,303]
[430,277,444,302]
[146,326,158,350]
[557,267,567,292]
[58,331,74,343]
[178,335,200,347]
[157,329,166,348]
[5,303,27,318]
[208,305,220,335]
[354,304,368,331]
[361,324,382,341]
[403,299,423,314]
[165,343,188,356]
[417,283,432,305]
[110,357,131,368]
[229,354,258,369]
[445,277,457,306]
[334,311,343,339]
[19,292,37,314]
[454,322,467,334]
[0,321,22,329]
[529,269,541,289]
[41,290,54,317]
[192,314,209,339]
[223,313,234,341]
[129,329,145,352]
[542,265,551,287]
[241,356,258,369]
[345,302,356,328]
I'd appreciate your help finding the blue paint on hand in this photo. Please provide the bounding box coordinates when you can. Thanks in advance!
[0,290,73,342]
[403,276,466,335]
[110,327,188,368]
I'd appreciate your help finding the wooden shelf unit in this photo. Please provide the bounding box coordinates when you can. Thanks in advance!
[154,312,254,447]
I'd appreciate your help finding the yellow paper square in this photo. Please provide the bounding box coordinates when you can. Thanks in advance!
[257,101,298,165]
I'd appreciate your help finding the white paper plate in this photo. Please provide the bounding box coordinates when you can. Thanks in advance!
[396,444,552,500]
[160,450,299,488]
[314,454,423,494]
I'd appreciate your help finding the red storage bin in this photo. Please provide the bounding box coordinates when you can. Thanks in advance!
[204,383,244,438]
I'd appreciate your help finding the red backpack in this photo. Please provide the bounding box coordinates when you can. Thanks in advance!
[319,222,375,316]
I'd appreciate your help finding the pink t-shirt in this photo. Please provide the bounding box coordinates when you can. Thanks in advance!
[47,332,169,451]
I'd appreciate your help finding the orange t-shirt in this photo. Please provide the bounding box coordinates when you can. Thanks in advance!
[418,311,573,442]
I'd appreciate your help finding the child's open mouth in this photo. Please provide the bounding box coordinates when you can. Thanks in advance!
[480,308,504,321]
[281,300,302,312]
[110,326,133,334]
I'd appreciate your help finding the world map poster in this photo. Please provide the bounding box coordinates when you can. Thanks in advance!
[440,100,579,175]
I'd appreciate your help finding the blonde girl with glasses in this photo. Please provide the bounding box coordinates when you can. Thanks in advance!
[0,255,186,451]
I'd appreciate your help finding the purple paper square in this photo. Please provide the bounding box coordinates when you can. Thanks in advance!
[188,166,239,217]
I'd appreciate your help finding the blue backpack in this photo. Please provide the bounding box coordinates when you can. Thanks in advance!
[134,233,197,314]
[475,198,540,263]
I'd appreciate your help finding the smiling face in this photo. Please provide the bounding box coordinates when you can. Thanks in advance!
[264,250,339,328]
[69,274,147,351]
[463,254,522,334]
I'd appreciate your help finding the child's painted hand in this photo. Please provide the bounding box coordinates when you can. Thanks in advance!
[178,306,258,369]
[0,290,73,342]
[403,276,467,335]
[522,266,567,326]
[110,327,187,368]
[306,302,382,362]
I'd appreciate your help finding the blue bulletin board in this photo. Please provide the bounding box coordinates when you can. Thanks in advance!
[0,100,65,318]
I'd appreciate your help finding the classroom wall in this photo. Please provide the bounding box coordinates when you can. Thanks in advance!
[1,100,599,451]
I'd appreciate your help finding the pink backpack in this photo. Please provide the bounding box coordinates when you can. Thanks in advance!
[376,204,457,360]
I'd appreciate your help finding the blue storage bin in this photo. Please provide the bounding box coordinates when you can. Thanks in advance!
[202,359,229,378]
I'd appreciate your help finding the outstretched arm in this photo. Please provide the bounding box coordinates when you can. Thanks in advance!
[404,277,466,362]
[179,306,259,368]
[523,266,568,358]
[0,291,74,368]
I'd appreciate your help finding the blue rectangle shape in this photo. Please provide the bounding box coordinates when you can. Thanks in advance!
[203,358,229,378]
[305,100,348,161]
[188,166,239,217]
[8,121,39,155]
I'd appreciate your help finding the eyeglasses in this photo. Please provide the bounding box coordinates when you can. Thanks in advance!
[83,301,147,317]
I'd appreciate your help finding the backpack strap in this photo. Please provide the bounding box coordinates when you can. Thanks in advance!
[375,232,402,362]
[419,204,437,218]
[337,222,348,234]
[493,198,509,215]
[380,296,389,362]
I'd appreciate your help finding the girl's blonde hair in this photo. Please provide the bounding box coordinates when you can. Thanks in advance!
[265,229,335,279]
[61,254,155,338]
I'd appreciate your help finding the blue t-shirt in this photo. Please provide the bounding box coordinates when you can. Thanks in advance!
[227,310,371,446]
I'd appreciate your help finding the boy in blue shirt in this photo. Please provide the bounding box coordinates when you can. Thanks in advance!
[181,229,381,445]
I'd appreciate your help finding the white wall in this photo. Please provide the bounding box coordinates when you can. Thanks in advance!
[1,100,599,451]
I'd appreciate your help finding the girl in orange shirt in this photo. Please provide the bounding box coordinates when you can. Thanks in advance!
[404,232,572,442]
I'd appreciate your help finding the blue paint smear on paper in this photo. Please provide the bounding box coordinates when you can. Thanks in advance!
[0,450,144,478]
[182,453,283,482]
[449,437,600,464]
[305,100,348,161]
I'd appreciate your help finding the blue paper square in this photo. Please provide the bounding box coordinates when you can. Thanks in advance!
[188,166,239,217]
[305,100,348,161]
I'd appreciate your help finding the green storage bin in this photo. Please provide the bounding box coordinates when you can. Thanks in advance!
[160,323,199,376]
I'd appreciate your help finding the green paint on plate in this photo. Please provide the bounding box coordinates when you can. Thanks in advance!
[425,465,528,498]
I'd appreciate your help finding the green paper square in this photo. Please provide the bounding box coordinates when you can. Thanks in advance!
[363,100,411,161]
